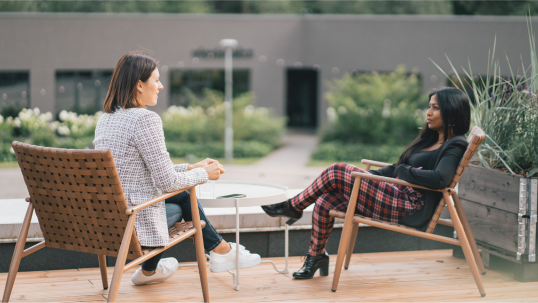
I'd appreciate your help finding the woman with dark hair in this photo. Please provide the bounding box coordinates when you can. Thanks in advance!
[94,51,260,286]
[262,87,471,279]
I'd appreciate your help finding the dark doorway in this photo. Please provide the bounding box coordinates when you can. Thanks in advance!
[286,69,318,128]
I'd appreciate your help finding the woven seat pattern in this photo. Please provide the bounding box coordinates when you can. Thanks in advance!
[141,221,204,256]
[12,142,143,259]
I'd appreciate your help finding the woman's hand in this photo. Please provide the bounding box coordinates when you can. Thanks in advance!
[203,162,226,180]
[188,158,218,170]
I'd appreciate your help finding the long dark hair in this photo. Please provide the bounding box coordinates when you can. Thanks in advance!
[103,51,158,113]
[395,87,470,169]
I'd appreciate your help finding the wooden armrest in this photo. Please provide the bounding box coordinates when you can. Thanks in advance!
[126,187,191,215]
[350,172,445,192]
[361,159,391,168]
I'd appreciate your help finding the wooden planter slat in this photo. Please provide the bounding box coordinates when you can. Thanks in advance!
[460,198,518,253]
[459,164,520,214]
[458,164,538,282]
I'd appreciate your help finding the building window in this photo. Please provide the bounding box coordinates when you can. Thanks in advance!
[0,71,30,117]
[55,70,113,115]
[169,69,250,106]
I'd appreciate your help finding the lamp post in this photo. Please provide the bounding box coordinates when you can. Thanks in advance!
[220,39,238,162]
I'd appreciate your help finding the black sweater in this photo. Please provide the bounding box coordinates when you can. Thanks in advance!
[368,135,468,230]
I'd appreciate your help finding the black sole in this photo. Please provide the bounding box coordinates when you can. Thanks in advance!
[261,204,302,225]
[286,218,299,225]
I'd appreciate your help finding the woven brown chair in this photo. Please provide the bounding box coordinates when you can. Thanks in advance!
[329,126,487,297]
[2,142,210,303]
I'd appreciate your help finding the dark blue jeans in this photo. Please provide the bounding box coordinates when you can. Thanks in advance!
[141,190,223,271]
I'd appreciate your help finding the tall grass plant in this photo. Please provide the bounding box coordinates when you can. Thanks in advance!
[431,15,538,177]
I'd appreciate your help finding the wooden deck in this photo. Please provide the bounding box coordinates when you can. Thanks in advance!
[1,250,536,302]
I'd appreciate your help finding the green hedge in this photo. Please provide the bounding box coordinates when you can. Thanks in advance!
[311,142,404,163]
[162,90,285,149]
[166,140,273,159]
[0,90,285,162]
[320,65,425,146]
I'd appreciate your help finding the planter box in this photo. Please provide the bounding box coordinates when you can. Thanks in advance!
[458,164,538,282]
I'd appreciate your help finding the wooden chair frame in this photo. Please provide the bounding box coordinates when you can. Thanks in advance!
[329,126,487,297]
[3,142,209,303]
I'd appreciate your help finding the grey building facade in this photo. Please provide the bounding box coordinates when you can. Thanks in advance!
[0,13,533,126]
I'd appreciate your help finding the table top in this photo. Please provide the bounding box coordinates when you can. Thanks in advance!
[197,181,289,208]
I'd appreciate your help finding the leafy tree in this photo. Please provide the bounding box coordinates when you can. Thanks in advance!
[0,1,37,12]
[310,0,452,15]
[2,0,538,16]
[452,0,538,16]
[0,0,212,13]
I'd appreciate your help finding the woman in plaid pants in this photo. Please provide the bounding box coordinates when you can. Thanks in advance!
[262,87,471,279]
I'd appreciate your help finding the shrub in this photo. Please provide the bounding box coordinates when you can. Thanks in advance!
[320,65,426,146]
[311,142,404,163]
[0,100,25,118]
[30,129,58,147]
[166,141,273,159]
[0,108,101,161]
[0,92,284,161]
[431,18,538,177]
[162,90,286,148]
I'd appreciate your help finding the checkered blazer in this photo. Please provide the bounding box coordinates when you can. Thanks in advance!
[93,107,208,247]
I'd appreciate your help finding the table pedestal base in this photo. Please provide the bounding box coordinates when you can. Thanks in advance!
[177,202,290,290]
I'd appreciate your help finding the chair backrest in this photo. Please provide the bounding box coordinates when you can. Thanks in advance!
[425,126,485,233]
[12,141,143,259]
[447,126,486,189]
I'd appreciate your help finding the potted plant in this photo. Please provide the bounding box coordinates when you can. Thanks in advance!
[431,16,537,282]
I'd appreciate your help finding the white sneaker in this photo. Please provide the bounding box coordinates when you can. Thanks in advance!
[209,243,261,273]
[131,257,179,285]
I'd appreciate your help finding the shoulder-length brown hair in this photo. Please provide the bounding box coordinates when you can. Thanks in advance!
[103,51,158,113]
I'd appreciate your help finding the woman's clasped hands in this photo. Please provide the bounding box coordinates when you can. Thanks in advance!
[188,158,225,180]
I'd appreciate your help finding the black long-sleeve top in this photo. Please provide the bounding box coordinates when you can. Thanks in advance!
[368,135,468,230]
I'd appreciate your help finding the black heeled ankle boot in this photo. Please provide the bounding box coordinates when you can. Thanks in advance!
[261,200,303,225]
[292,251,330,279]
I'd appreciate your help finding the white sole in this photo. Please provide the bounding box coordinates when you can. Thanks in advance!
[209,258,261,273]
[132,276,170,285]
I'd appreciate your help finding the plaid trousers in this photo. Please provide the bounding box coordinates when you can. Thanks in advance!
[291,163,425,256]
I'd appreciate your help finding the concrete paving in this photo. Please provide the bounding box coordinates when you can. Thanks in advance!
[0,168,28,199]
[0,129,325,199]
[218,129,325,190]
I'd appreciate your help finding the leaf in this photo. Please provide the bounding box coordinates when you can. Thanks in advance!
[528,167,538,177]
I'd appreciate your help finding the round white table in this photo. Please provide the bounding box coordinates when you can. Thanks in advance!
[197,181,291,290]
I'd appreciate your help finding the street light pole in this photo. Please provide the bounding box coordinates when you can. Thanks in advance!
[220,39,238,162]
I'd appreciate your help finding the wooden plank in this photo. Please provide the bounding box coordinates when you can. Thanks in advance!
[459,198,518,253]
[458,165,520,214]
[1,251,537,302]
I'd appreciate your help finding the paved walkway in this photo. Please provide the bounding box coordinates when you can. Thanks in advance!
[219,129,325,190]
[0,130,325,199]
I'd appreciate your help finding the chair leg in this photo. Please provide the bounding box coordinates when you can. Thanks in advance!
[190,187,210,303]
[332,178,362,292]
[451,192,486,275]
[107,215,136,303]
[444,192,486,297]
[98,255,109,290]
[344,222,359,270]
[2,203,34,303]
